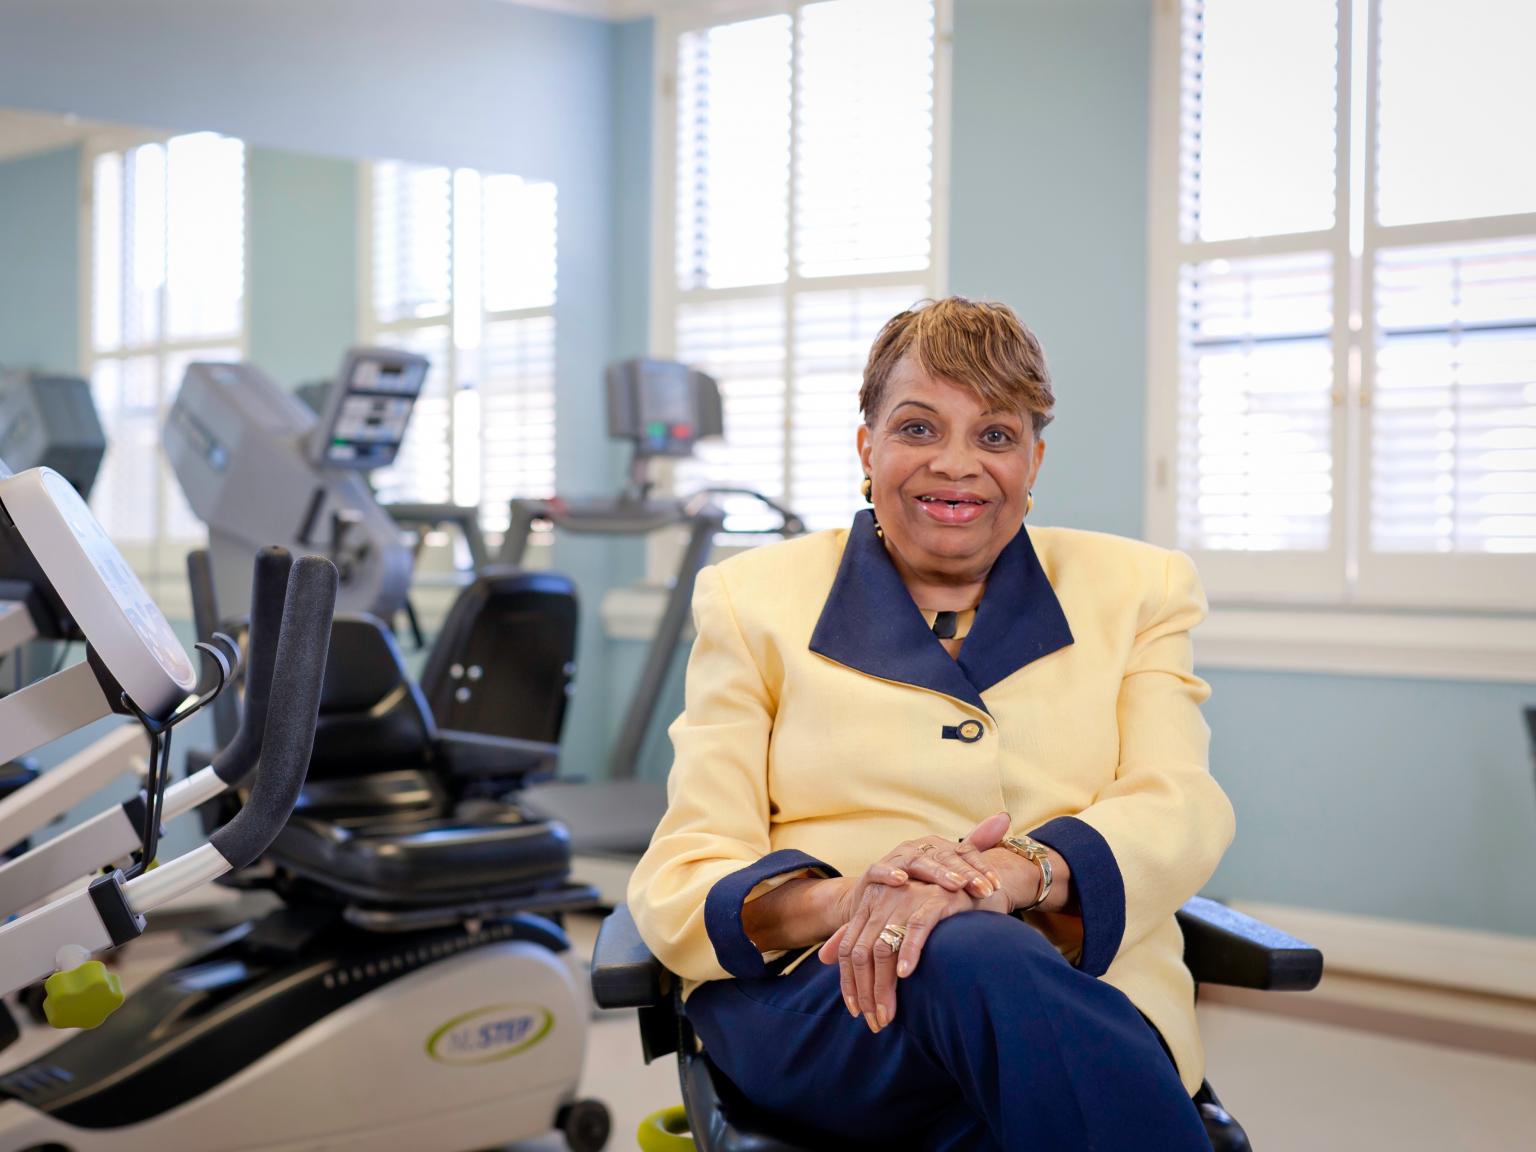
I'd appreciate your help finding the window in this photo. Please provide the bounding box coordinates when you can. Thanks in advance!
[656,0,949,532]
[361,162,557,534]
[86,131,246,576]
[1149,0,1536,611]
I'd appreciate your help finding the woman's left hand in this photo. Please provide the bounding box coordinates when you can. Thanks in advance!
[818,876,1010,1034]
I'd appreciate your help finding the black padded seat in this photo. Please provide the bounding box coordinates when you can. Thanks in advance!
[419,568,578,743]
[268,807,573,908]
[307,617,437,776]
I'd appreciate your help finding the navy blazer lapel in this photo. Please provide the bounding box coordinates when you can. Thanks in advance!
[958,521,1074,693]
[809,511,1074,711]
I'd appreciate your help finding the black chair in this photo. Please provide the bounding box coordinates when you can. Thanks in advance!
[592,897,1323,1152]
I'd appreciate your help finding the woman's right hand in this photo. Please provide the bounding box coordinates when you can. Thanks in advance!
[837,811,1012,919]
[819,874,1010,1032]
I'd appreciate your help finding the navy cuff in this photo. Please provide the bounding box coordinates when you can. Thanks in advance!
[1029,816,1125,977]
[704,849,841,980]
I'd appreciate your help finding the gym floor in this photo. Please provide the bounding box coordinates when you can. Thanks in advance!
[6,909,1534,1151]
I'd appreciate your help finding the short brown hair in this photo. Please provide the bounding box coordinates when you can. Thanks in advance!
[859,297,1054,435]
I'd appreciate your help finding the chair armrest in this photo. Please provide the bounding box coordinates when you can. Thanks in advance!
[592,903,670,1009]
[1178,896,1324,992]
[435,729,560,783]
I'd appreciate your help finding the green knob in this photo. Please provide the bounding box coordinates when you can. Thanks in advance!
[43,961,124,1030]
[637,1106,695,1152]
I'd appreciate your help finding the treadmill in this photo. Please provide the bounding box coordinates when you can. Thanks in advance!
[513,359,804,904]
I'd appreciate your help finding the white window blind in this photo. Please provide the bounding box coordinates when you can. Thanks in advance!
[363,162,557,533]
[87,132,246,575]
[1156,0,1536,609]
[1178,254,1335,552]
[664,0,945,534]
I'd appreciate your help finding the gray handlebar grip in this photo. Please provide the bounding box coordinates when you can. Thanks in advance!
[209,556,336,871]
[212,547,293,785]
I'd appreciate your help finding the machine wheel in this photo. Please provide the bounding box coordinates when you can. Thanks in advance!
[558,1098,612,1152]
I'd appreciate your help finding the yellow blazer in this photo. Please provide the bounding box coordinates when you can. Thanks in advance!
[629,511,1234,1093]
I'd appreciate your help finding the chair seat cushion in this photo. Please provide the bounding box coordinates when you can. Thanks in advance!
[268,804,572,908]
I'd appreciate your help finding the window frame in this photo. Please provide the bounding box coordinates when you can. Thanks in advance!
[78,127,251,604]
[647,0,954,548]
[1146,0,1536,679]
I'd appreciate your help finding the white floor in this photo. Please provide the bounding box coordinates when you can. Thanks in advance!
[6,912,1535,1151]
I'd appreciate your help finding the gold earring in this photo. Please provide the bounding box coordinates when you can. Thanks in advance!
[861,476,873,503]
[1026,491,1034,516]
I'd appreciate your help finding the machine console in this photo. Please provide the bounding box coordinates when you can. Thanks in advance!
[605,360,723,460]
[0,372,107,499]
[308,349,429,471]
[0,467,195,717]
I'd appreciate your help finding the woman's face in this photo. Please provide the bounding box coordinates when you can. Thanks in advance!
[857,354,1045,584]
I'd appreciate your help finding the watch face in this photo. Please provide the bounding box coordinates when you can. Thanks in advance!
[1006,837,1045,860]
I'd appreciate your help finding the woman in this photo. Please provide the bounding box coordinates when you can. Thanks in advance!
[629,297,1233,1150]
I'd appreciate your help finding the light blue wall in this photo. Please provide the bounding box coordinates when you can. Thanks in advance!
[947,0,1536,936]
[1203,671,1536,936]
[247,148,358,390]
[949,0,1148,539]
[0,145,79,374]
[610,18,654,360]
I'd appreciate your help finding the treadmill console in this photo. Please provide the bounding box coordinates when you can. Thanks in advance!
[605,359,723,460]
[308,348,429,471]
[0,371,107,499]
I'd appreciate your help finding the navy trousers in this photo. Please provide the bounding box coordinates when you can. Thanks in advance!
[687,911,1210,1152]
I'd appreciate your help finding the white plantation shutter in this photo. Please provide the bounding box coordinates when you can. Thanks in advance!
[364,164,557,529]
[1181,0,1338,243]
[1370,238,1536,555]
[1178,254,1335,552]
[676,296,787,533]
[675,16,792,291]
[479,315,557,532]
[791,285,927,528]
[1158,0,1536,608]
[663,1,943,535]
[1375,0,1536,228]
[87,132,246,573]
[371,162,452,324]
[794,0,935,278]
[1167,0,1345,599]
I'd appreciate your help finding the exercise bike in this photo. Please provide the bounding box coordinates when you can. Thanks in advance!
[0,461,610,1151]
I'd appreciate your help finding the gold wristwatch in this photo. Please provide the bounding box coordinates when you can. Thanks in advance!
[999,835,1053,913]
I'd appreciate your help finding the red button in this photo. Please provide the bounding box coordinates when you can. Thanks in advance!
[671,423,693,439]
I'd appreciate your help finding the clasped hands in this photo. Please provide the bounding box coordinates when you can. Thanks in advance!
[817,812,1026,1034]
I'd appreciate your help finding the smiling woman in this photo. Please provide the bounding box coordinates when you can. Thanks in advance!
[629,296,1234,1151]
[856,299,1052,631]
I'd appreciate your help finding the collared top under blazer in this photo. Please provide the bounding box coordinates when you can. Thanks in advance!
[628,511,1235,1094]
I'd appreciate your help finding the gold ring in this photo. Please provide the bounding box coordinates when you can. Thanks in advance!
[877,924,907,951]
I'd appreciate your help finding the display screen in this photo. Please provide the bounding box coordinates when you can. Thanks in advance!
[322,354,426,467]
[42,469,195,686]
[350,359,418,396]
